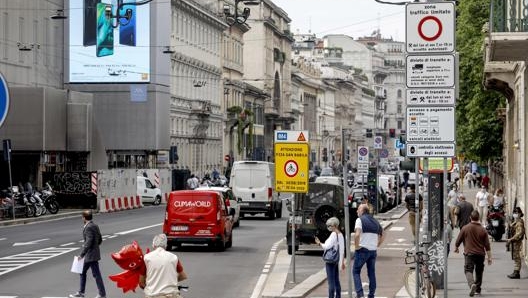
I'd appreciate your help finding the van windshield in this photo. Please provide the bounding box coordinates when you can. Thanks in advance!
[236,169,267,188]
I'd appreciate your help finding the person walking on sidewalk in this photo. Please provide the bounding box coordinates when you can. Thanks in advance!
[506,207,526,279]
[69,210,107,298]
[404,184,423,241]
[454,210,492,297]
[475,186,490,224]
[352,204,384,298]
[455,194,474,229]
[315,217,345,298]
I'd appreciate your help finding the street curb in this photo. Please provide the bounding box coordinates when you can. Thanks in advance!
[0,211,82,227]
[280,219,395,298]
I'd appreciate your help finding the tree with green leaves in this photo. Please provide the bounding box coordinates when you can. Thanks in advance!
[456,0,504,164]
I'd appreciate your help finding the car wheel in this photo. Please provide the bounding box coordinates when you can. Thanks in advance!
[288,245,293,255]
[234,218,240,227]
[216,238,226,251]
[268,208,276,220]
[226,233,233,248]
[153,195,162,205]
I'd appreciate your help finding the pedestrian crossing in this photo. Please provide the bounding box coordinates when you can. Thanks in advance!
[0,246,78,277]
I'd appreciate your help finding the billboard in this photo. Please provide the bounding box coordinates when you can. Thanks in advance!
[69,0,150,83]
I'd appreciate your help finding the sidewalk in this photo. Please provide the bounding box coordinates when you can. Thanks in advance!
[269,186,528,298]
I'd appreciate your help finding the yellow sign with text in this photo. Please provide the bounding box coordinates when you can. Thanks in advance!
[274,143,310,193]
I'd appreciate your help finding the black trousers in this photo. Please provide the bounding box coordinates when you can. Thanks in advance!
[464,253,485,291]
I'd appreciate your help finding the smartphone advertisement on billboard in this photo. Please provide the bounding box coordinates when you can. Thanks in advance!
[69,0,150,83]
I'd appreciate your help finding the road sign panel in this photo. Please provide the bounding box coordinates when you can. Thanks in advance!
[274,143,309,193]
[419,158,454,172]
[407,106,455,142]
[395,139,405,149]
[406,88,455,106]
[357,146,369,163]
[274,130,309,143]
[357,163,369,170]
[406,2,456,53]
[406,143,455,157]
[406,55,455,88]
[380,149,389,158]
[0,72,10,129]
[374,136,383,149]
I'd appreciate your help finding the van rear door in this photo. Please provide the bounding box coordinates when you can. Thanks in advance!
[232,166,269,202]
[165,192,219,238]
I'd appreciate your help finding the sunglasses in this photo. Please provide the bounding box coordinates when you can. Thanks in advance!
[327,225,333,228]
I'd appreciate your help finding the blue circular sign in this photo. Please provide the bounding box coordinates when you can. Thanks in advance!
[0,72,10,128]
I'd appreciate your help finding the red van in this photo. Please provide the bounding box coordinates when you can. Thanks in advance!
[163,190,235,251]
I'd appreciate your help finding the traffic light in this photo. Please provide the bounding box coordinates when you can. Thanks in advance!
[389,128,396,138]
[366,129,373,138]
[322,147,328,162]
[346,148,350,161]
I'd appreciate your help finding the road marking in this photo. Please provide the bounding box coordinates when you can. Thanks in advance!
[114,223,162,235]
[0,238,6,241]
[0,247,78,277]
[60,242,76,247]
[250,239,283,298]
[12,238,50,246]
[389,226,406,231]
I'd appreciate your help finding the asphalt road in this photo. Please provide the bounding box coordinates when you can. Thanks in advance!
[0,204,290,298]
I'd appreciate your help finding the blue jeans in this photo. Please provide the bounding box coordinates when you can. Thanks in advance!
[79,260,106,297]
[353,248,377,298]
[325,262,341,298]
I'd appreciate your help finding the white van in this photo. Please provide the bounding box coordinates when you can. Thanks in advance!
[229,161,282,219]
[137,176,162,205]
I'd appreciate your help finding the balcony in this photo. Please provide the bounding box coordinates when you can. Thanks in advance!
[488,0,528,61]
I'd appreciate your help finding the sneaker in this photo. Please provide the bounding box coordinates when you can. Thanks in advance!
[93,295,106,298]
[469,284,477,297]
[69,293,84,298]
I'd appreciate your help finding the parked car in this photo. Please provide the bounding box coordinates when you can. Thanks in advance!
[137,176,162,205]
[285,182,357,255]
[163,190,235,251]
[195,186,241,227]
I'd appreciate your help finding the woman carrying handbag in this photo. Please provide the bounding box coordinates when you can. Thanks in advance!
[315,217,345,298]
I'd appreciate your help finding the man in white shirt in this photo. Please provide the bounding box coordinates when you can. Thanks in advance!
[353,204,385,298]
[139,234,187,298]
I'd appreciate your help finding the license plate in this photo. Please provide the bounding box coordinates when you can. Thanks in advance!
[491,220,499,227]
[171,225,188,231]
[239,202,249,206]
[289,216,302,224]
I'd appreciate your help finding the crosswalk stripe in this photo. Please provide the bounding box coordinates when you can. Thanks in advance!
[0,246,78,277]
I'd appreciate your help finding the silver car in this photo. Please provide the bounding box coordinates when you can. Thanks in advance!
[195,186,241,227]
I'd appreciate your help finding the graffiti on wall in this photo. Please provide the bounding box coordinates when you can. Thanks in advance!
[43,172,93,194]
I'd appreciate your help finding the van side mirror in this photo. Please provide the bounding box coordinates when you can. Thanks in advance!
[237,197,242,203]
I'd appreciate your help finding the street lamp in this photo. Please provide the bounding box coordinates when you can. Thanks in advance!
[224,0,261,26]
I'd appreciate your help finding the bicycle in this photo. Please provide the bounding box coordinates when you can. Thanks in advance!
[403,243,436,298]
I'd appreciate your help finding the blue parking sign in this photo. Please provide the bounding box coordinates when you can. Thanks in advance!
[0,72,10,128]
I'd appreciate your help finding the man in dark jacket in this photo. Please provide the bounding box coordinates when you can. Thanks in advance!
[69,210,106,298]
[455,194,474,229]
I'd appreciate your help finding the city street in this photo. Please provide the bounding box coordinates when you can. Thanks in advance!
[0,205,289,298]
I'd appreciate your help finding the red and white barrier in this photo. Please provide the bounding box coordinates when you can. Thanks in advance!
[99,196,143,213]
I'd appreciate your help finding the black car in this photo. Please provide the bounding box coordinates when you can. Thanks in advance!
[286,182,358,254]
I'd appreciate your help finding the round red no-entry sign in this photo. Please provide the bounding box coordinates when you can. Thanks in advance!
[418,16,443,42]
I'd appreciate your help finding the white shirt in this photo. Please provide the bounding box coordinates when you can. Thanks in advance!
[447,190,458,207]
[354,217,379,251]
[144,247,180,296]
[321,231,345,268]
[476,190,489,207]
[493,195,503,207]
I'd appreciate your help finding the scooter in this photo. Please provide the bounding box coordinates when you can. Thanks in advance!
[486,205,506,241]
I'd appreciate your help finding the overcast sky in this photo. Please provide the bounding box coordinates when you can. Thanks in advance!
[271,0,407,41]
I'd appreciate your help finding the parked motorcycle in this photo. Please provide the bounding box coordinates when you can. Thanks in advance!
[1,186,37,218]
[486,205,506,241]
[41,183,59,214]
